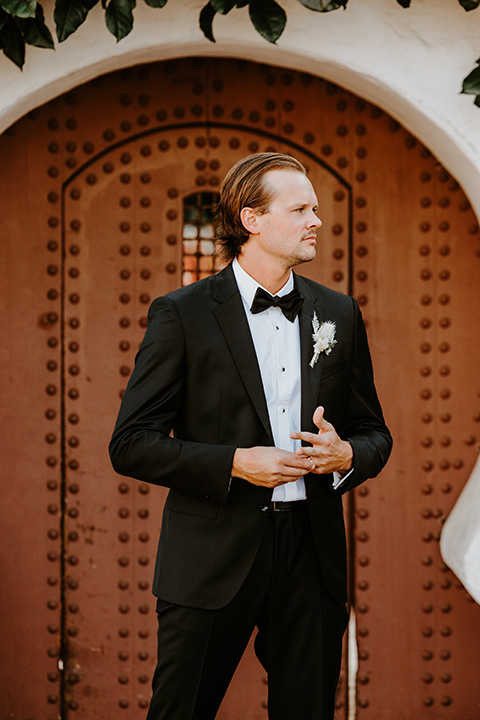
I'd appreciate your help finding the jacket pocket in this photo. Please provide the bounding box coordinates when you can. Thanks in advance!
[166,489,219,519]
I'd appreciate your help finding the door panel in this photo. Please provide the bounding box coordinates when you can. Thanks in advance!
[0,125,64,718]
[1,58,479,720]
[60,125,349,718]
[350,115,480,717]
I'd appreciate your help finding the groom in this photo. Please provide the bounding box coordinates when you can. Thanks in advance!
[109,152,392,719]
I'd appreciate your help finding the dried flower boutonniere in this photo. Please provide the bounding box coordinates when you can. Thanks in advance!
[309,313,337,368]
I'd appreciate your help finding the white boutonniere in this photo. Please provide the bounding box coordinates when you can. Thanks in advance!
[309,313,337,367]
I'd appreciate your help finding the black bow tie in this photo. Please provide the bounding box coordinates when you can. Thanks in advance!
[250,287,304,323]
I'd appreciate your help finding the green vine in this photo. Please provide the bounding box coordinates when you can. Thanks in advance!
[0,0,479,108]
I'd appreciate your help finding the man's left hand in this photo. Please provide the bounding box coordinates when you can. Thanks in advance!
[291,406,353,475]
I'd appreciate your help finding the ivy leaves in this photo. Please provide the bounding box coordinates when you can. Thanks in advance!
[200,0,287,44]
[0,1,53,67]
[458,0,480,9]
[0,0,168,67]
[199,0,351,44]
[54,0,99,43]
[1,0,37,17]
[297,0,348,10]
[1,0,480,111]
[104,0,135,43]
[462,58,480,106]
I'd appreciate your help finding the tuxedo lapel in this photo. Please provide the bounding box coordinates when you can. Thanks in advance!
[212,265,274,443]
[295,274,325,434]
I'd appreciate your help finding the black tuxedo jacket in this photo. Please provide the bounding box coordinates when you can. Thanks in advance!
[109,263,392,609]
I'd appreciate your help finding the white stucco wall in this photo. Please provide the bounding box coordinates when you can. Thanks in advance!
[441,453,480,604]
[1,0,479,207]
[1,0,479,222]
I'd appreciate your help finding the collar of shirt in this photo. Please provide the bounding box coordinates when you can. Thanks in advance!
[232,257,294,309]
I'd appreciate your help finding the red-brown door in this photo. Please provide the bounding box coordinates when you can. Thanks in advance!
[1,58,480,720]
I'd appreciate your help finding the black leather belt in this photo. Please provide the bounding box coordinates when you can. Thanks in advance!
[260,500,307,513]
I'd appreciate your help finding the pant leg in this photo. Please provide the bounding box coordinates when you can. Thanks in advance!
[145,509,348,720]
[254,508,349,720]
[146,519,274,720]
[145,600,215,720]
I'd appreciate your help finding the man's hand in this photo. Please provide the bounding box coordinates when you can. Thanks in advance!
[291,406,353,475]
[232,446,314,489]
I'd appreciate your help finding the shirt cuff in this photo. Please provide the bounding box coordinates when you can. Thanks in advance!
[332,467,354,489]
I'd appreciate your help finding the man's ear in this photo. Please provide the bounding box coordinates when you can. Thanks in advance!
[240,207,260,236]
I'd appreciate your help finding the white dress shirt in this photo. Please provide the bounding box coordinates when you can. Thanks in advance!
[233,258,306,501]
[232,258,347,499]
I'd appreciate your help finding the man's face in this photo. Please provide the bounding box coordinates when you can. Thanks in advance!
[248,169,322,268]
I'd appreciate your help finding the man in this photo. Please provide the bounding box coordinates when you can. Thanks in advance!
[109,152,392,720]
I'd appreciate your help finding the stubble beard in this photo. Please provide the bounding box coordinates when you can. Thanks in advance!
[284,241,317,270]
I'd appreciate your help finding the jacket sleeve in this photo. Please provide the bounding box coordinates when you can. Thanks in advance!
[109,296,236,504]
[332,297,392,495]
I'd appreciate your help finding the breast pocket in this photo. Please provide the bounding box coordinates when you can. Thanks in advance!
[321,357,349,381]
[318,357,350,425]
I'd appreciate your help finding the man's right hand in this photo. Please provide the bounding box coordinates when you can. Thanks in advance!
[231,446,314,489]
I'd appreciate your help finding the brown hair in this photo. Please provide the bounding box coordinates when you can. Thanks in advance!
[216,152,306,262]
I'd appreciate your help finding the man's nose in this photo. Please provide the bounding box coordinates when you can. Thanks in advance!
[308,212,322,228]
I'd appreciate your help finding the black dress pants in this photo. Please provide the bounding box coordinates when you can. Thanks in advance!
[146,506,349,720]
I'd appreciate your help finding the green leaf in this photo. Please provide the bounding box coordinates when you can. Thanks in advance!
[54,0,94,42]
[17,3,54,48]
[0,15,25,67]
[474,94,480,107]
[248,0,286,42]
[142,0,167,7]
[297,0,347,11]
[458,0,480,10]
[0,0,36,18]
[105,0,134,40]
[199,1,216,42]
[461,64,480,94]
[210,0,236,13]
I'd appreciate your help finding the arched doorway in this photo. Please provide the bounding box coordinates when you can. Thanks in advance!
[1,57,479,719]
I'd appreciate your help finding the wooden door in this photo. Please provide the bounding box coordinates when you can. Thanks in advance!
[1,57,479,720]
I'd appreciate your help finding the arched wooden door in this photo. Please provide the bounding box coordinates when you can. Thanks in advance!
[1,58,480,720]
